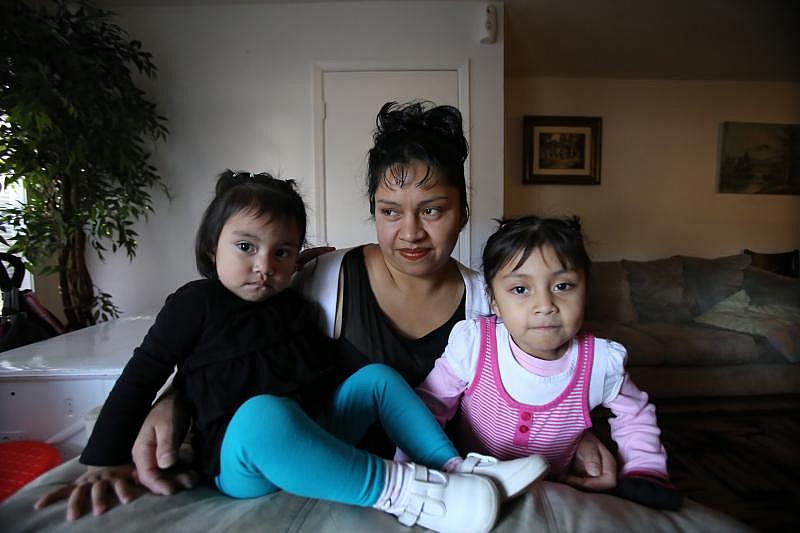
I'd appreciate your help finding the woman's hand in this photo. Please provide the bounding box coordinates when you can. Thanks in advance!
[34,464,142,521]
[131,389,197,495]
[297,246,336,270]
[562,431,618,491]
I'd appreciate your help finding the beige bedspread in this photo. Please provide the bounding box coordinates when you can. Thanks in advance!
[1,457,752,532]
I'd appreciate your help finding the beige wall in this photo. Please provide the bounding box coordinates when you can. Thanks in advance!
[505,77,800,261]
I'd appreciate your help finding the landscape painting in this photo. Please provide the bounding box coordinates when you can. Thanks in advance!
[718,122,800,195]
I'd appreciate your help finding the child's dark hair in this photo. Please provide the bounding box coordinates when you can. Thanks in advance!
[482,215,591,290]
[366,101,470,228]
[195,170,307,279]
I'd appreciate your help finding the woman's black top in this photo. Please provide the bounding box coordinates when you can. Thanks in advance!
[336,246,466,456]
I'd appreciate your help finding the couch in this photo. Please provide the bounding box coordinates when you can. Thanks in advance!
[583,254,800,399]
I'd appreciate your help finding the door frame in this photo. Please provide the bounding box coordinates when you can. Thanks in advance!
[311,60,471,265]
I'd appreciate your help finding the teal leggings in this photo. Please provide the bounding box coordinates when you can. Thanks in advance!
[215,364,458,505]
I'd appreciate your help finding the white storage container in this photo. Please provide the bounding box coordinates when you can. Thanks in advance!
[0,315,155,459]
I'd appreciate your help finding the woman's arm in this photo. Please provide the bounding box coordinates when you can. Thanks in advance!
[291,247,348,339]
[130,386,197,495]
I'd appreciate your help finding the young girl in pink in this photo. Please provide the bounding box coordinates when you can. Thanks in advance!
[411,215,682,510]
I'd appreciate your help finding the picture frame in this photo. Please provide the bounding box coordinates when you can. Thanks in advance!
[523,115,602,185]
[717,121,800,195]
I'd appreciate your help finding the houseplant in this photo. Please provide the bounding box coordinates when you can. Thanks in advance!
[0,0,169,329]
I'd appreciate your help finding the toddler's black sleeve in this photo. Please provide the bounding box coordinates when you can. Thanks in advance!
[80,283,206,466]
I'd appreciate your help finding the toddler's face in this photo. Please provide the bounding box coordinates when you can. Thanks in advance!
[490,244,586,360]
[213,210,300,302]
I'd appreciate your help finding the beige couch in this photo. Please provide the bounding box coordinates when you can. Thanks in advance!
[583,254,800,399]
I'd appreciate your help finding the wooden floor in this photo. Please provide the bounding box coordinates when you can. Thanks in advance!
[593,395,800,532]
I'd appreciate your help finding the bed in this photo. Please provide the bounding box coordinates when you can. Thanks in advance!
[0,318,752,532]
[2,457,752,532]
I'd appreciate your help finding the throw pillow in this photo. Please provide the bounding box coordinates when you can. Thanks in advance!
[585,262,638,323]
[621,256,693,322]
[743,267,800,308]
[681,254,750,316]
[694,289,800,339]
[766,324,800,363]
[744,248,799,279]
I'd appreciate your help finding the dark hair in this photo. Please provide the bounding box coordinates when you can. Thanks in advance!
[366,101,469,228]
[482,215,591,291]
[195,170,307,279]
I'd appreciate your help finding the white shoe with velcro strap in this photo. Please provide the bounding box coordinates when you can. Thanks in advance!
[459,452,549,500]
[392,463,499,533]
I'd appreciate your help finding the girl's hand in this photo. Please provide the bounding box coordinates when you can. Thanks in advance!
[562,431,618,491]
[34,464,143,521]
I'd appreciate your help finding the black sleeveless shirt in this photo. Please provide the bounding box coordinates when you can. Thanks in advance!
[336,246,466,388]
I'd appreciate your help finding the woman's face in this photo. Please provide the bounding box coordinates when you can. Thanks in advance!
[374,160,464,277]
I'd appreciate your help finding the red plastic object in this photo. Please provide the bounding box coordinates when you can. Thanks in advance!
[0,441,62,502]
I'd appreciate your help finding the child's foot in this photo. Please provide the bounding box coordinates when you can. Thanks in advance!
[390,463,499,533]
[458,452,549,500]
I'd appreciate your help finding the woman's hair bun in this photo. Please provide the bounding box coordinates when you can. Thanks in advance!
[374,101,467,163]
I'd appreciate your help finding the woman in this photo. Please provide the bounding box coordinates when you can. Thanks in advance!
[128,101,617,503]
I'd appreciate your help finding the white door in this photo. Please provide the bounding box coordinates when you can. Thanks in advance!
[315,68,469,262]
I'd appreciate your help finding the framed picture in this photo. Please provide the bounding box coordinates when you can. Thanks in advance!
[718,121,800,195]
[523,115,602,185]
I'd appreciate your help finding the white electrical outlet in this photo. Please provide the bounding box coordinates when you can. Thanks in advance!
[63,398,74,417]
[0,430,26,441]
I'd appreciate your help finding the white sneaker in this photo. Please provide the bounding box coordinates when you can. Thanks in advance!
[459,452,549,500]
[393,463,499,533]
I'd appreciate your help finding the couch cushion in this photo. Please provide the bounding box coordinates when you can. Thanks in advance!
[743,267,800,308]
[582,321,664,366]
[681,254,750,315]
[621,256,693,322]
[631,322,760,365]
[585,261,638,323]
